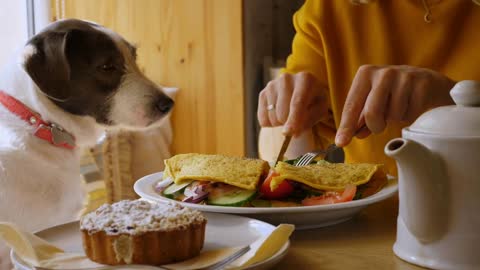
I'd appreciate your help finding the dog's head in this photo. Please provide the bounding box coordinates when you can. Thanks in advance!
[23,19,173,128]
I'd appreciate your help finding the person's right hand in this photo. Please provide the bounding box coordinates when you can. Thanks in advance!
[257,72,329,136]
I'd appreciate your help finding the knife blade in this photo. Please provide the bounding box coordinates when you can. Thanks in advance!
[274,135,292,164]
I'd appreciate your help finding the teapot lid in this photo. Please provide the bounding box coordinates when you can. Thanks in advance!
[408,80,480,137]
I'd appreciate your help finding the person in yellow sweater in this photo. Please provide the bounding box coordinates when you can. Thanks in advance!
[257,0,480,175]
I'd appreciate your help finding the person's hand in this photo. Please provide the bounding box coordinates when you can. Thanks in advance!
[335,65,456,147]
[257,72,328,136]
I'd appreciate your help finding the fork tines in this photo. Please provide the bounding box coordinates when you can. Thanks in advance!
[295,151,324,166]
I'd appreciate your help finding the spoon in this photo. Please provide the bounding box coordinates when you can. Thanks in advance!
[324,124,368,163]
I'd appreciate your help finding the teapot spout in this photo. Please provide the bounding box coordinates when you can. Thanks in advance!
[385,138,449,243]
[385,138,433,165]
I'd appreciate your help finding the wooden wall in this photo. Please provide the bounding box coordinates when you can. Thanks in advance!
[54,0,245,156]
[243,0,304,157]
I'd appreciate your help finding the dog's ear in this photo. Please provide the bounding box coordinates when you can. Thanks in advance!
[24,30,73,101]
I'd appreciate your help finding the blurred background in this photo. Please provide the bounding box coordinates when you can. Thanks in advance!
[0,0,303,158]
[0,0,304,207]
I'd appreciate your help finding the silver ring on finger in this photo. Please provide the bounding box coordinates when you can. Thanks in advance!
[267,104,276,111]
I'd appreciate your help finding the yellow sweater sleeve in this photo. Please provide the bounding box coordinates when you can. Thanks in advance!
[284,0,328,88]
[283,0,337,146]
[278,0,480,176]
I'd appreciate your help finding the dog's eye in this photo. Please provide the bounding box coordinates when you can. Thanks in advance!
[100,64,116,72]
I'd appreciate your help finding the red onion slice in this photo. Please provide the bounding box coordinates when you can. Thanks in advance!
[154,177,174,192]
[183,182,210,203]
[183,192,209,203]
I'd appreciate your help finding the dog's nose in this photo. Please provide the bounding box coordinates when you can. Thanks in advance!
[155,97,174,114]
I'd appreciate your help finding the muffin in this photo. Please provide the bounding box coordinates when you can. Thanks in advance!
[80,200,207,265]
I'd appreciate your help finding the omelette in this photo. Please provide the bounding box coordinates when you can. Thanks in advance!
[270,160,382,191]
[158,153,386,207]
[163,153,270,190]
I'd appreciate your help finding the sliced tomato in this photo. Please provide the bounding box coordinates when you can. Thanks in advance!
[301,184,357,206]
[260,170,294,199]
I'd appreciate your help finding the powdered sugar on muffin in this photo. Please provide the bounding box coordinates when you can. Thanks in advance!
[80,200,206,235]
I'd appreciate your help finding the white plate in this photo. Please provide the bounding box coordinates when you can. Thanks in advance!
[134,172,398,230]
[11,212,289,270]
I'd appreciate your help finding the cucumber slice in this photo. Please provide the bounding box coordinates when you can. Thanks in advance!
[163,180,193,196]
[163,193,175,199]
[270,200,301,207]
[207,187,256,207]
[250,199,271,207]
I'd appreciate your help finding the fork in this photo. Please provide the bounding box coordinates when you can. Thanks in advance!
[294,145,344,166]
[294,149,327,166]
[192,245,250,270]
[33,245,250,270]
[294,124,368,166]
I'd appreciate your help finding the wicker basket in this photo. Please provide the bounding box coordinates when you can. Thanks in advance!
[102,131,138,203]
[102,127,172,203]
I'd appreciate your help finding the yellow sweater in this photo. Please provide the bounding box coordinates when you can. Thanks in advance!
[284,0,480,175]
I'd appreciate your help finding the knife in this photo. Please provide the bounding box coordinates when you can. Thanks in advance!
[274,135,292,164]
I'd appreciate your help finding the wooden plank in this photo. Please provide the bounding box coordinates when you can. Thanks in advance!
[57,0,245,156]
[243,0,273,157]
[271,0,304,61]
[242,0,304,157]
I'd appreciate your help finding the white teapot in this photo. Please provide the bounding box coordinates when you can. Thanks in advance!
[385,80,480,270]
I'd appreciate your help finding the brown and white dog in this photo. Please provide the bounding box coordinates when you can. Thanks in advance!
[0,19,173,268]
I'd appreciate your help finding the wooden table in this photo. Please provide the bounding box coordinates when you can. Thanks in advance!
[276,197,426,269]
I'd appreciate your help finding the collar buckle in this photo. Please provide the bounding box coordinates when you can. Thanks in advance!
[51,123,75,147]
[34,123,75,148]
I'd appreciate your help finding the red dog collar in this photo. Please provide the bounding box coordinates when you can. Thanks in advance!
[0,90,75,149]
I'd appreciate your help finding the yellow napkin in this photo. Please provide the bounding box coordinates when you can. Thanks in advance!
[226,224,294,269]
[0,222,294,270]
[0,222,102,269]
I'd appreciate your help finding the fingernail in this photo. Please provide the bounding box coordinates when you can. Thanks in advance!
[282,125,292,135]
[335,134,347,146]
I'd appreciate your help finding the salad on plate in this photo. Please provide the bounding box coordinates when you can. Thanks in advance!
[153,153,388,207]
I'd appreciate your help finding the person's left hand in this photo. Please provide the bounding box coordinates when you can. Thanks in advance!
[335,65,456,147]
